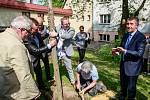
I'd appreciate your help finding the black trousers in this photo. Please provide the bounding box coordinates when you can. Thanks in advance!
[143,58,148,72]
[41,53,52,80]
[119,71,138,100]
[77,47,86,63]
[34,59,44,88]
[79,75,97,96]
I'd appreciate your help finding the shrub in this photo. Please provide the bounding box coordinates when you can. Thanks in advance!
[99,44,121,63]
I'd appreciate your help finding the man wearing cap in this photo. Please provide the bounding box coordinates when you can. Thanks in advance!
[75,61,99,96]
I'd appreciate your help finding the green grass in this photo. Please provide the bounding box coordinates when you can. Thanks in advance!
[41,49,150,100]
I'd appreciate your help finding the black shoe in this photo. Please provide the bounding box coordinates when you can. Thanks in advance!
[39,85,49,91]
[46,76,54,81]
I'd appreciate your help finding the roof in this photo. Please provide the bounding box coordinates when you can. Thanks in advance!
[0,0,72,16]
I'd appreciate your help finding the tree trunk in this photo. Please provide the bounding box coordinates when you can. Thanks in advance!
[47,0,63,100]
[118,0,129,37]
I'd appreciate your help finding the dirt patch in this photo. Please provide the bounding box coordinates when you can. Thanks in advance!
[63,86,80,100]
[91,90,116,100]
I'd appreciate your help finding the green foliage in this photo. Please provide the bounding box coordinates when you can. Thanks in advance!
[99,44,121,63]
[52,0,65,7]
[112,38,121,47]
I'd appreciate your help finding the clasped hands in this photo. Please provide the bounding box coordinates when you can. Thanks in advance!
[76,83,85,95]
[49,39,57,47]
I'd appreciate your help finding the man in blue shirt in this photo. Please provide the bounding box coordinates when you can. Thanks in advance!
[75,61,100,96]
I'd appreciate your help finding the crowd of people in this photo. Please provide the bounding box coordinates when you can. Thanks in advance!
[0,15,149,100]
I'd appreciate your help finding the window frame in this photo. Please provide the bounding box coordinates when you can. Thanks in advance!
[99,14,111,24]
[22,12,30,18]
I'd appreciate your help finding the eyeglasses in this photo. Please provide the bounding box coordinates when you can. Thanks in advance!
[20,28,31,34]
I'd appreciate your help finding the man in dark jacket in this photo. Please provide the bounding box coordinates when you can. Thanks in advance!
[113,16,146,100]
[24,18,57,90]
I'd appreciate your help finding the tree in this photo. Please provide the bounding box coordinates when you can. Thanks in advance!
[47,0,63,99]
[119,0,147,37]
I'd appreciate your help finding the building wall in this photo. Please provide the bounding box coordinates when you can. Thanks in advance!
[0,7,64,29]
[93,0,150,42]
[64,0,93,38]
[0,8,21,27]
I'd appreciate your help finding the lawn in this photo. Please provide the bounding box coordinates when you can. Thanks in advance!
[71,47,150,100]
[42,47,150,100]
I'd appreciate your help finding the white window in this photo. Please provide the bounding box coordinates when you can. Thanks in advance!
[87,15,90,21]
[99,34,110,41]
[99,14,111,24]
[37,13,44,18]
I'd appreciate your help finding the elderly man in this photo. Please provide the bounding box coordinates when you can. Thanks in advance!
[0,16,40,100]
[75,61,100,96]
[56,16,75,86]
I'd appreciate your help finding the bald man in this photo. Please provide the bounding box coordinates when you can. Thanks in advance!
[36,17,57,81]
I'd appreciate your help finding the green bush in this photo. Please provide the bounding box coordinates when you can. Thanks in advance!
[99,44,121,63]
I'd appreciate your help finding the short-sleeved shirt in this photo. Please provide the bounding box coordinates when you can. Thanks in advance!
[76,62,99,81]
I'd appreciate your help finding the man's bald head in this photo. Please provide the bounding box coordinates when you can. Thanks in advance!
[36,17,44,30]
[36,17,44,24]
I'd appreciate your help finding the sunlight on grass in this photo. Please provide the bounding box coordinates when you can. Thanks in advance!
[42,48,150,100]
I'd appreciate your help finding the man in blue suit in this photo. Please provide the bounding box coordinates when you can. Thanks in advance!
[114,16,146,100]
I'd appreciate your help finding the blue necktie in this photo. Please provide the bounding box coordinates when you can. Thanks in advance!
[125,34,132,49]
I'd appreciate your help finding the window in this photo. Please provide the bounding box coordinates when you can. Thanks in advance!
[99,14,111,24]
[99,34,110,41]
[98,0,111,3]
[37,13,44,18]
[87,15,90,21]
[115,35,119,40]
[82,15,84,21]
[22,12,30,17]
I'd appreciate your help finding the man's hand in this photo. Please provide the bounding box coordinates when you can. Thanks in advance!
[49,39,57,47]
[76,82,81,90]
[112,48,120,56]
[50,30,58,37]
[79,90,85,95]
[117,47,126,52]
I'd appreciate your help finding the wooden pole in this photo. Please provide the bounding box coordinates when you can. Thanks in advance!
[47,0,63,100]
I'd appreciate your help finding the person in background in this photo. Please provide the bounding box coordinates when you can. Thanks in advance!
[36,16,56,81]
[74,26,89,63]
[0,16,40,100]
[56,16,75,87]
[24,18,57,91]
[113,16,146,100]
[143,37,150,75]
[75,61,106,96]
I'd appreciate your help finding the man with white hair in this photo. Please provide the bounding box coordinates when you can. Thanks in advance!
[75,61,106,96]
[0,16,40,100]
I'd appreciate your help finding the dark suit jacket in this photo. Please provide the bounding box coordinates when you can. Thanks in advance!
[120,30,146,76]
[24,33,51,67]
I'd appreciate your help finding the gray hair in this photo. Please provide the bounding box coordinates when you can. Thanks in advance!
[81,61,93,73]
[11,16,32,30]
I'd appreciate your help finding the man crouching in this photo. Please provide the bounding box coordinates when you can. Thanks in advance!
[75,61,106,98]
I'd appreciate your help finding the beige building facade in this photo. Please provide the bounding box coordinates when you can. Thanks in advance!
[64,0,93,39]
[0,0,72,32]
